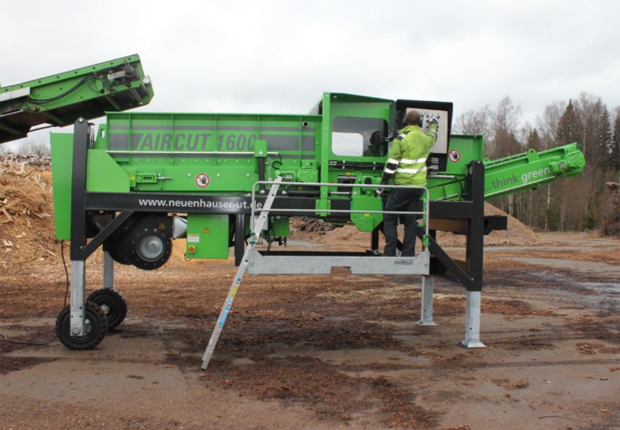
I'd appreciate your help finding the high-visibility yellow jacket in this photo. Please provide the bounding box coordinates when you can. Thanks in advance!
[382,124,438,186]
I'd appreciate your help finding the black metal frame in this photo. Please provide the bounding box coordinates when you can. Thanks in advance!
[423,161,486,292]
[70,120,499,295]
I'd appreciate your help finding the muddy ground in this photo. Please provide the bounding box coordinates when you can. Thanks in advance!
[1,232,620,430]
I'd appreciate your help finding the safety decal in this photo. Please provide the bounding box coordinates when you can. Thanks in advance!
[187,234,200,243]
[195,173,210,188]
[220,306,231,326]
[231,286,239,299]
[448,149,462,163]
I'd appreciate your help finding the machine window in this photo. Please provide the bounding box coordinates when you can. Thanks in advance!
[332,116,387,157]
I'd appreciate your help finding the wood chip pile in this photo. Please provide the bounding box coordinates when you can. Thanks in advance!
[0,155,57,274]
[291,202,543,249]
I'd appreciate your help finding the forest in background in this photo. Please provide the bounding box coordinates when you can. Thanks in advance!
[453,93,620,235]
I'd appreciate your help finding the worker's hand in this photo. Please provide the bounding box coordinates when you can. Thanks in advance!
[376,187,384,197]
[428,117,439,126]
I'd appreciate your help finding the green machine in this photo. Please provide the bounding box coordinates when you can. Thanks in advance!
[2,55,586,355]
[47,92,584,353]
[49,94,585,254]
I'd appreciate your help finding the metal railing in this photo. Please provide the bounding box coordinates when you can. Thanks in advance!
[250,180,430,251]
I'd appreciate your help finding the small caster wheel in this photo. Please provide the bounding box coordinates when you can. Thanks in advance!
[87,289,128,330]
[56,301,108,350]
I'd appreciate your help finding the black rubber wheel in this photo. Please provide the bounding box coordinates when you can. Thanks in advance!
[121,228,172,270]
[105,235,132,265]
[87,289,127,330]
[56,301,108,350]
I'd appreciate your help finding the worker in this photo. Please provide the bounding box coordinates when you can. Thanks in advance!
[377,110,438,256]
[363,131,386,157]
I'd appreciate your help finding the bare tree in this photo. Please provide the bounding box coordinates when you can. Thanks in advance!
[610,108,620,170]
[536,100,566,150]
[488,96,522,159]
[520,122,543,151]
[574,92,604,160]
[16,140,51,157]
[453,106,491,136]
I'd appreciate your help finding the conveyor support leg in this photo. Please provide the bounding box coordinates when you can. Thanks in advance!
[460,290,486,348]
[416,276,437,326]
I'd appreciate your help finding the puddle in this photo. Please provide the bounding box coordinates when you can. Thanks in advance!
[528,271,620,311]
[578,281,620,294]
[509,257,620,276]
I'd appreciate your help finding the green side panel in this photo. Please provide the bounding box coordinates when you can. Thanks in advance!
[99,111,321,193]
[186,214,229,259]
[351,195,383,232]
[50,133,73,240]
[427,134,483,201]
[443,135,484,174]
[320,92,393,211]
[86,150,130,192]
[254,139,268,157]
[270,217,290,237]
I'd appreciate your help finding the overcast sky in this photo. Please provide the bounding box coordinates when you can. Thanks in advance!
[2,0,619,148]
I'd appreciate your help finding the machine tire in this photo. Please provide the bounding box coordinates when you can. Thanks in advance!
[56,301,108,350]
[87,289,127,330]
[121,227,172,270]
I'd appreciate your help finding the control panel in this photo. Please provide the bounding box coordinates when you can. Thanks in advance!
[396,100,453,172]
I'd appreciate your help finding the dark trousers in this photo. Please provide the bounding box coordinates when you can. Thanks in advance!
[383,188,423,257]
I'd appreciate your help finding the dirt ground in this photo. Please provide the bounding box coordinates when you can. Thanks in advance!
[1,162,620,429]
[1,231,620,430]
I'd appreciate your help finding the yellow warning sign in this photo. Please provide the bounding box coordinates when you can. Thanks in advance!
[203,227,210,234]
[158,223,166,230]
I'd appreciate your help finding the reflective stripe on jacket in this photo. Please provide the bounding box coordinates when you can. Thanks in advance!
[384,124,437,186]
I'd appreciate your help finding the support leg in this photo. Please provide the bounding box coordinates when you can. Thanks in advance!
[460,290,486,348]
[416,276,437,326]
[70,260,86,336]
[371,226,380,252]
[103,251,114,289]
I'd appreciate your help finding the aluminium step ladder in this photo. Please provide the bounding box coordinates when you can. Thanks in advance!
[201,177,283,369]
[202,180,436,369]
